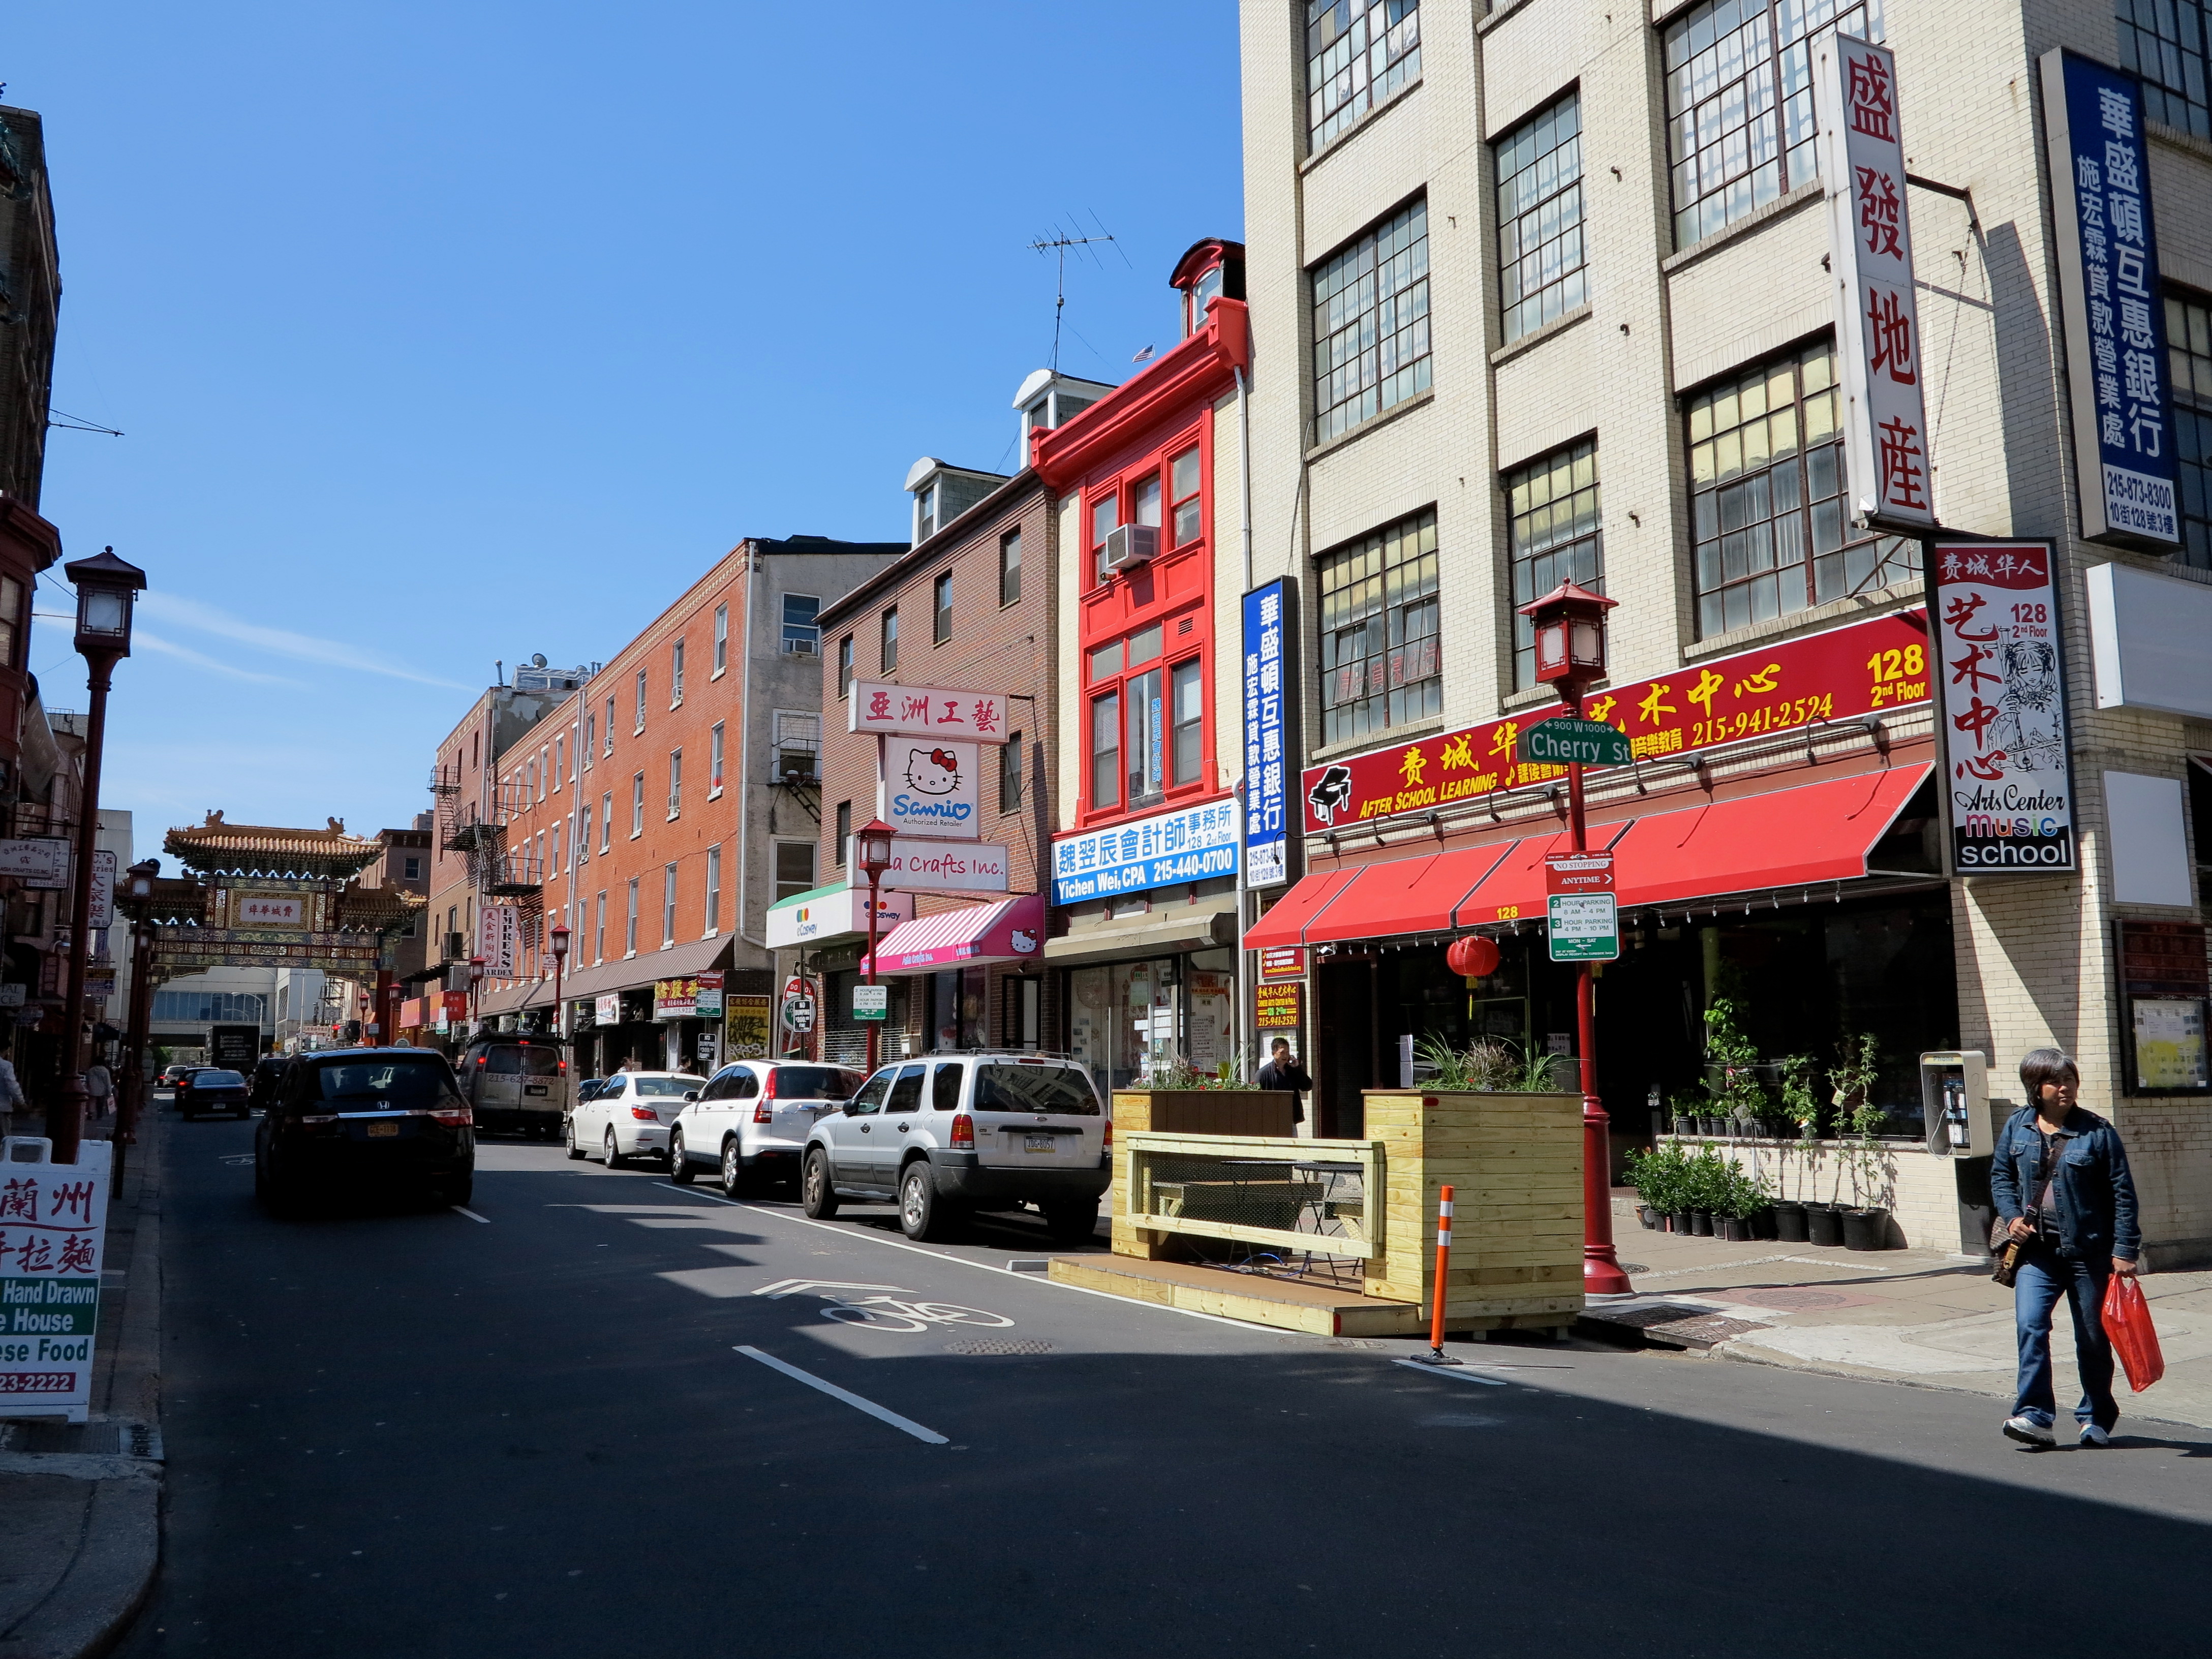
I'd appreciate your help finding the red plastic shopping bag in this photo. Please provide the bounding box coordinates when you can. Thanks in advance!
[2101,1273,2166,1393]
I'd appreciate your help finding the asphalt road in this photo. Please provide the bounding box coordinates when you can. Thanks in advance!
[120,1111,2212,1658]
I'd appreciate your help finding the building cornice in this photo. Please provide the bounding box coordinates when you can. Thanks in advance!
[1030,300,1250,490]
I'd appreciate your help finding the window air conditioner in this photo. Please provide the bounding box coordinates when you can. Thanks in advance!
[1101,524,1158,572]
[783,636,820,656]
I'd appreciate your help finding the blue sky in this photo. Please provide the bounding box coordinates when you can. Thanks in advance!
[10,2,1244,859]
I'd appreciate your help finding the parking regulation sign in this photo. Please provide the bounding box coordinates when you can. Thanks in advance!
[851,984,888,1023]
[779,977,817,1034]
[1544,852,1618,961]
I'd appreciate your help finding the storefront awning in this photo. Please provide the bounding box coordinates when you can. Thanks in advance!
[1610,764,1932,910]
[1299,840,1524,944]
[1243,870,1364,951]
[862,894,1046,975]
[1043,894,1238,965]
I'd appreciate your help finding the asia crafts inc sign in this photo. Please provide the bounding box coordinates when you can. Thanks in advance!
[885,740,980,840]
[1931,540,2077,872]
[859,837,1012,895]
[2043,50,2181,547]
[847,681,1010,743]
[1302,609,1930,833]
[1052,798,1241,904]
[1241,580,1294,888]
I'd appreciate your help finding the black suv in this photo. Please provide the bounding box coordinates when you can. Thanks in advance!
[255,1048,475,1214]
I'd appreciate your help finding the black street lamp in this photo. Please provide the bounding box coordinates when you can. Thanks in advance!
[50,546,146,1164]
[549,921,570,1046]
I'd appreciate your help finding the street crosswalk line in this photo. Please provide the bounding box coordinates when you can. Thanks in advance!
[734,1345,949,1444]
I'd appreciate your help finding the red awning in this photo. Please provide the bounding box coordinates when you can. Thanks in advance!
[1609,764,1931,909]
[1304,841,1525,944]
[1243,868,1365,950]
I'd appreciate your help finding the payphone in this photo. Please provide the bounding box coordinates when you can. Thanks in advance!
[1921,1051,1995,1258]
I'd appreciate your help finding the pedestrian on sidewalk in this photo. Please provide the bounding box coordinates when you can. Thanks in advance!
[1256,1036,1313,1127]
[1990,1048,2140,1449]
[84,1059,113,1121]
[0,1041,22,1140]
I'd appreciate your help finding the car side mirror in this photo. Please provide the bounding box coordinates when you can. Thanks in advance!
[843,1099,862,1115]
[683,1090,699,1102]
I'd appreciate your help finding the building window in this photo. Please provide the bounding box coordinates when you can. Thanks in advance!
[775,841,817,902]
[660,864,676,946]
[668,749,682,818]
[634,671,647,733]
[594,892,607,962]
[578,803,592,863]
[584,712,595,767]
[710,722,725,794]
[151,991,268,1024]
[1664,0,1885,249]
[1507,440,1602,690]
[671,640,685,706]
[881,607,899,672]
[604,697,616,754]
[1317,508,1440,745]
[705,845,722,934]
[599,792,612,853]
[835,800,851,865]
[1090,493,1118,584]
[1000,530,1022,605]
[916,479,939,542]
[1687,339,1917,636]
[838,634,855,697]
[554,735,564,792]
[2164,291,2212,569]
[774,712,820,783]
[713,603,729,676]
[2122,0,2212,139]
[1306,0,1422,151]
[1312,199,1431,445]
[632,772,645,838]
[625,879,639,956]
[933,571,954,644]
[1171,660,1204,786]
[1170,446,1203,546]
[1124,664,1166,806]
[0,576,21,668]
[783,594,820,655]
[403,855,422,880]
[1000,731,1024,812]
[1497,90,1585,343]
[1090,692,1121,811]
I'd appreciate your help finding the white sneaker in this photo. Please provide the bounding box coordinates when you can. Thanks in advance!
[2079,1424,2111,1448]
[2003,1415,2056,1447]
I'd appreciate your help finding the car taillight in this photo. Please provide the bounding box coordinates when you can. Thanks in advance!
[558,1059,567,1074]
[432,1108,471,1126]
[630,1105,658,1121]
[476,1055,487,1066]
[754,1101,772,1123]
[1102,1117,1113,1150]
[951,1113,974,1150]
[762,1067,777,1100]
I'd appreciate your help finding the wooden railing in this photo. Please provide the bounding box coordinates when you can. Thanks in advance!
[1120,1131,1385,1261]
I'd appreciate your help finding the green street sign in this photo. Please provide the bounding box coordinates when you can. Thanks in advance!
[1518,717,1635,767]
[1547,893,1620,962]
[851,984,889,1023]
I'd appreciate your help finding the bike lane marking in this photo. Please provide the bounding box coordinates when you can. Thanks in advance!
[452,1207,493,1224]
[733,1345,950,1445]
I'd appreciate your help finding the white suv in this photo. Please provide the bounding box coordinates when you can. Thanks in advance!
[801,1052,1109,1245]
[668,1061,862,1196]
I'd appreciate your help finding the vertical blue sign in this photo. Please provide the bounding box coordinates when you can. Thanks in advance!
[2042,50,2181,547]
[1242,580,1289,887]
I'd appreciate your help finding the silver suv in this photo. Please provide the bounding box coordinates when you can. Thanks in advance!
[801,1052,1109,1246]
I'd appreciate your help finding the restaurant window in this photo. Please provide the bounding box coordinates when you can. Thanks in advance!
[2122,0,2212,139]
[835,801,851,866]
[1687,340,1917,636]
[1497,89,1585,343]
[705,845,722,935]
[783,594,820,655]
[1313,199,1431,444]
[1000,731,1024,812]
[1171,660,1204,786]
[713,602,728,675]
[838,633,855,696]
[1507,440,1602,690]
[710,721,725,794]
[881,606,899,672]
[775,841,817,902]
[1170,445,1203,546]
[1000,530,1022,605]
[663,864,678,946]
[1307,0,1422,151]
[1090,691,1121,810]
[1664,0,1885,248]
[1317,507,1440,745]
[933,571,954,644]
[2165,291,2212,569]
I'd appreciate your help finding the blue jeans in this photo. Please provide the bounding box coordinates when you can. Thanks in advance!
[2012,1243,2116,1431]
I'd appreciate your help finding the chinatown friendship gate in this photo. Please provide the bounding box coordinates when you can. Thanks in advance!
[139,813,426,1046]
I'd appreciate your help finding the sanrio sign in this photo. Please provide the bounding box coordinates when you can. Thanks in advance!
[886,740,980,839]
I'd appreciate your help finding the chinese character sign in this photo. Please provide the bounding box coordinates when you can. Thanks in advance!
[1816,36,1934,528]
[478,904,520,976]
[846,681,1011,743]
[2042,50,2180,546]
[0,1145,110,1422]
[1052,800,1241,904]
[1242,580,1294,888]
[1931,541,2076,873]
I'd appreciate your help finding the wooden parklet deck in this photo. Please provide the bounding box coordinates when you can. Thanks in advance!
[1047,1254,1577,1339]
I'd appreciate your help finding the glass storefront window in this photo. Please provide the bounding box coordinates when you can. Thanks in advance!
[1069,959,1181,1095]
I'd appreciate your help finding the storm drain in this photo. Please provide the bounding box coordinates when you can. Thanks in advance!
[944,1339,1057,1357]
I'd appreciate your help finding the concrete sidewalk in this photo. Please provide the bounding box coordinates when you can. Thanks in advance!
[1585,1192,2212,1432]
[0,1114,163,1659]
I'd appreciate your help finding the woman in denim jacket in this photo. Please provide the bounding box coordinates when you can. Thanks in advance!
[1988,1048,2140,1448]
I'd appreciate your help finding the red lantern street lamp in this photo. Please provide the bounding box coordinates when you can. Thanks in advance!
[1516,579,1631,1298]
[549,921,571,1046]
[856,818,896,1073]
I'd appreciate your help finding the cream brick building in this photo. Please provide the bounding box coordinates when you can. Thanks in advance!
[1236,0,2212,1265]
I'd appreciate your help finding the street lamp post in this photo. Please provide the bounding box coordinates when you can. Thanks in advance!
[856,819,895,1074]
[468,956,486,1037]
[116,860,159,1169]
[49,547,147,1165]
[1517,579,1632,1298]
[549,922,570,1047]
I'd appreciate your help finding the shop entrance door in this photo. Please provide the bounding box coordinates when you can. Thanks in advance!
[1315,958,1373,1140]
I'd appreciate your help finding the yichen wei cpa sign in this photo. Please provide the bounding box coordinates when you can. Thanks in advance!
[1815,35,1934,529]
[1932,540,2077,873]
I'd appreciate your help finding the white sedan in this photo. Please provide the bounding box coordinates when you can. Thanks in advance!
[566,1070,706,1168]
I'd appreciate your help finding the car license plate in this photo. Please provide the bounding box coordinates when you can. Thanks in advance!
[524,1085,548,1096]
[367,1121,399,1138]
[1024,1132,1056,1153]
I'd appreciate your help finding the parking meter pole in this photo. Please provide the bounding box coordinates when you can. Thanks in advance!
[1564,688,1631,1298]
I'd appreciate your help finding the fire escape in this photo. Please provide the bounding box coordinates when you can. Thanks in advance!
[431,764,545,965]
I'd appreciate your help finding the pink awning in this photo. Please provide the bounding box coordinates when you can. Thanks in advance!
[861,893,1047,974]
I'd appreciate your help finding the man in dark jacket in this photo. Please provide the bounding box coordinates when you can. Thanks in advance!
[1256,1037,1313,1127]
[1989,1047,2140,1448]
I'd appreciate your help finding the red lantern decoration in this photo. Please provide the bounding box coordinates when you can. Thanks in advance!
[1446,936,1500,979]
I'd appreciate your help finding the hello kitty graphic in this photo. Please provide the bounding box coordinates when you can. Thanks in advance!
[1010,928,1039,955]
[904,748,962,795]
[893,746,975,828]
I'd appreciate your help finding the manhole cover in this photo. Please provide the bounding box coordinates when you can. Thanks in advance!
[1616,1264,1650,1275]
[944,1339,1056,1357]
[1732,1287,1851,1311]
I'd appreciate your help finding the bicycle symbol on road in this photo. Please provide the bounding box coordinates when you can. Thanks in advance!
[753,1278,1013,1334]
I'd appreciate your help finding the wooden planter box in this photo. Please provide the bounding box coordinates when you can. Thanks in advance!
[1362,1088,1586,1330]
[1110,1089,1298,1256]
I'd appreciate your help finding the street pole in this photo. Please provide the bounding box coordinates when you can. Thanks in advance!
[1563,684,1630,1297]
[49,651,117,1164]
[864,872,881,1074]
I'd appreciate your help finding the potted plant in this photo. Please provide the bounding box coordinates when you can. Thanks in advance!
[1700,999,1766,1140]
[1779,1054,1822,1141]
[1828,1033,1893,1249]
[1670,1092,1700,1139]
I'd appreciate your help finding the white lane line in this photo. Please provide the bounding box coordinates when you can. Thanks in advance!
[452,1207,492,1224]
[650,1182,1312,1336]
[1392,1359,1508,1387]
[734,1345,949,1444]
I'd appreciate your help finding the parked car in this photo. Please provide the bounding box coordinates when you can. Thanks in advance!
[158,1064,210,1093]
[574,1077,605,1104]
[669,1062,862,1196]
[566,1070,704,1167]
[254,1047,474,1212]
[249,1056,290,1114]
[454,1032,571,1137]
[801,1052,1109,1244]
[180,1068,252,1120]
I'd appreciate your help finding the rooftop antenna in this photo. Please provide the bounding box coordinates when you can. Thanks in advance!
[1029,216,1122,374]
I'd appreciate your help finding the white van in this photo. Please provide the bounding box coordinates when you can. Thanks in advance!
[456,1034,572,1137]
